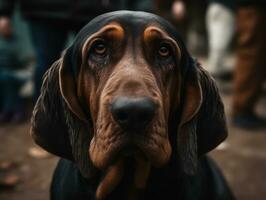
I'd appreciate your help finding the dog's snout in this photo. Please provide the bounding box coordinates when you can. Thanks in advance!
[110,96,156,130]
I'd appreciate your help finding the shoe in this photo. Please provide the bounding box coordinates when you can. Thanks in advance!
[232,112,266,130]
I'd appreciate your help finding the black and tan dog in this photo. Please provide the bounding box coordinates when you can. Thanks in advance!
[31,11,234,200]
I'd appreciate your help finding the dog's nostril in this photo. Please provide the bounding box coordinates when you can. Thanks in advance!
[139,111,152,122]
[110,96,156,130]
[116,110,128,122]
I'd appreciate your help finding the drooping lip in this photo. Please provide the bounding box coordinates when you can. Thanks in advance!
[89,133,172,170]
[95,151,151,200]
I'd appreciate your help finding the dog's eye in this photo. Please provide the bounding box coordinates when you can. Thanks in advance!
[158,43,172,58]
[92,40,107,56]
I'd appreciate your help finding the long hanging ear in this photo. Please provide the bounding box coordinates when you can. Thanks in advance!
[59,49,87,122]
[177,60,227,175]
[30,49,95,178]
[30,59,73,160]
[59,48,96,178]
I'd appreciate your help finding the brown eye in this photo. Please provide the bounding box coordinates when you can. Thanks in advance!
[158,43,171,58]
[93,40,107,56]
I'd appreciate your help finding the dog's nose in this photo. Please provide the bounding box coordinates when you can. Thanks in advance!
[110,96,156,130]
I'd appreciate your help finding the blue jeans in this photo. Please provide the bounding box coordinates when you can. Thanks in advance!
[28,21,69,101]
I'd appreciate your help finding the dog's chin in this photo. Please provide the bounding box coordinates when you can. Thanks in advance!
[95,151,152,200]
[89,132,172,170]
[89,130,172,199]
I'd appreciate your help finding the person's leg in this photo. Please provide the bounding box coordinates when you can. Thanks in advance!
[0,73,18,122]
[232,6,266,129]
[0,83,3,112]
[206,3,235,76]
[5,79,24,122]
[0,74,10,122]
[28,21,68,101]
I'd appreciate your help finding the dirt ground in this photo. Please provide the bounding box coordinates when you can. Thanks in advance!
[0,85,265,200]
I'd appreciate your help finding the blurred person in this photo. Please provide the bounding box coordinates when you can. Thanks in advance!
[0,18,25,123]
[232,0,266,129]
[172,0,186,21]
[0,0,153,101]
[155,0,208,55]
[154,0,191,37]
[206,0,236,79]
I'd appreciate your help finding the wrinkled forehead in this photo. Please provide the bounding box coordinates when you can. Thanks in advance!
[73,11,180,48]
[68,11,189,76]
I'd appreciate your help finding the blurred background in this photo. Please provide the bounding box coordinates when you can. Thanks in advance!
[0,0,265,199]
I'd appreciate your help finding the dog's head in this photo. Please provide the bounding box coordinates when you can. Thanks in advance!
[31,11,227,199]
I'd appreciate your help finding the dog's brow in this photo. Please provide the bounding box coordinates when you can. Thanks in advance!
[144,26,169,40]
[143,26,181,60]
[82,23,124,58]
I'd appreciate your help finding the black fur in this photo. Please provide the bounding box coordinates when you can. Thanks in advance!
[31,11,233,200]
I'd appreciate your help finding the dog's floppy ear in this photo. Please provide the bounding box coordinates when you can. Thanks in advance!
[31,48,95,178]
[177,59,227,175]
[30,59,73,160]
[59,49,87,122]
